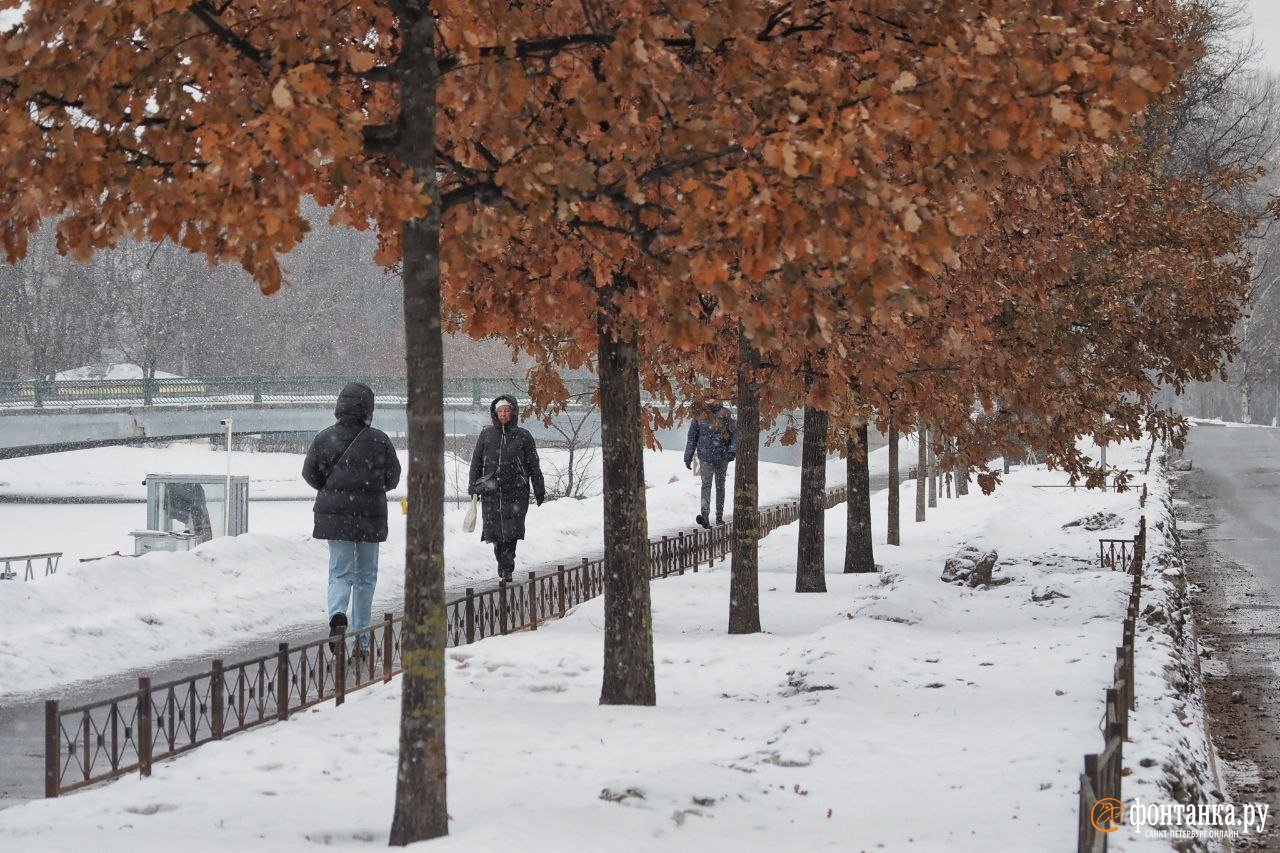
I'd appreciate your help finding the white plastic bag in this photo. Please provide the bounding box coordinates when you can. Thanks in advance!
[463,494,479,533]
[692,456,701,477]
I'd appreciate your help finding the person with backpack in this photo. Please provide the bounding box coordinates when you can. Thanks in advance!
[468,395,546,582]
[303,382,402,655]
[684,393,738,529]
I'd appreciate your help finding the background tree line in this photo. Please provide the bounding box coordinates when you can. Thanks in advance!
[0,210,524,381]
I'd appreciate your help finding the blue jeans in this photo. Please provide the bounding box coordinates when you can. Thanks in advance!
[328,540,380,649]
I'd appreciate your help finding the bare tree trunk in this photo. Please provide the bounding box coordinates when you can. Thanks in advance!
[927,441,937,508]
[566,444,576,497]
[915,427,927,522]
[957,465,969,496]
[887,424,900,545]
[598,311,655,705]
[844,424,876,573]
[1240,311,1252,423]
[795,405,829,593]
[390,8,448,844]
[729,329,761,633]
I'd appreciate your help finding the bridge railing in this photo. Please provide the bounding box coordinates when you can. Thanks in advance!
[0,376,599,410]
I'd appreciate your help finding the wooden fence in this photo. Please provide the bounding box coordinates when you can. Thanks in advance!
[1078,515,1146,852]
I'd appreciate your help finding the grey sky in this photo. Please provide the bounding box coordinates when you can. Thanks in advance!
[1246,0,1280,73]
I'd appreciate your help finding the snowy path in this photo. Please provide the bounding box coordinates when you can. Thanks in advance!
[0,442,1153,851]
[0,471,892,809]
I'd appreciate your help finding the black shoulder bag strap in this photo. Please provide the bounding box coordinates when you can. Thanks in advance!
[333,427,369,472]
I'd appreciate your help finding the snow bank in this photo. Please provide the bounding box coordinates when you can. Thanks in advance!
[1105,451,1228,851]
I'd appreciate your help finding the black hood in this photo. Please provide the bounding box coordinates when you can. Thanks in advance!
[336,382,374,426]
[490,394,520,428]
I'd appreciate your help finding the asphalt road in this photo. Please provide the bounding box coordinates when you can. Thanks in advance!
[1184,423,1280,588]
[1177,423,1280,846]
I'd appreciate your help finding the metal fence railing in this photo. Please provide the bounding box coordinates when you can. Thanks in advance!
[1097,539,1133,571]
[1078,515,1146,852]
[0,552,61,581]
[0,376,601,410]
[44,484,847,797]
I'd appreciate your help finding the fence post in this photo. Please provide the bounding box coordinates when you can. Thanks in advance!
[276,644,289,721]
[138,677,153,778]
[253,377,264,404]
[1107,686,1126,743]
[44,700,59,798]
[383,612,395,682]
[660,537,669,577]
[465,588,476,644]
[33,380,45,409]
[499,582,509,635]
[528,572,538,630]
[143,376,155,406]
[581,557,590,598]
[1082,754,1100,841]
[1107,721,1124,799]
[1123,622,1136,711]
[210,660,224,739]
[335,631,347,706]
[678,532,686,575]
[557,566,567,617]
[472,378,482,406]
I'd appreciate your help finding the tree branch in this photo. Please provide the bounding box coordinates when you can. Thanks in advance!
[189,1,272,75]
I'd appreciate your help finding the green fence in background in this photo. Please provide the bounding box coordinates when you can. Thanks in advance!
[0,376,598,409]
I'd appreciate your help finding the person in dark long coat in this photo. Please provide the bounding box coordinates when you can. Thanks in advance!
[468,394,546,581]
[302,382,402,652]
[684,393,738,528]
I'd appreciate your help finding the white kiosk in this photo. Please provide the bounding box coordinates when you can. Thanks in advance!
[132,474,250,555]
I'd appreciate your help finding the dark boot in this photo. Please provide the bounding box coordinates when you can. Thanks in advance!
[328,612,347,655]
[696,514,711,530]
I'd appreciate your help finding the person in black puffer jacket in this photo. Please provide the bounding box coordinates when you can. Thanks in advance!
[303,382,402,651]
[468,394,545,582]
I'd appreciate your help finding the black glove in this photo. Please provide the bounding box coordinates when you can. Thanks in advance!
[536,495,544,507]
[727,453,736,462]
[685,460,692,470]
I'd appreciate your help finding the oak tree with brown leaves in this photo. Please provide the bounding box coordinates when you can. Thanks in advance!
[0,0,1205,845]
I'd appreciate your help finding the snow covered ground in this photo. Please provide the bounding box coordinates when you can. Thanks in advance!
[0,439,1156,851]
[0,441,865,701]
